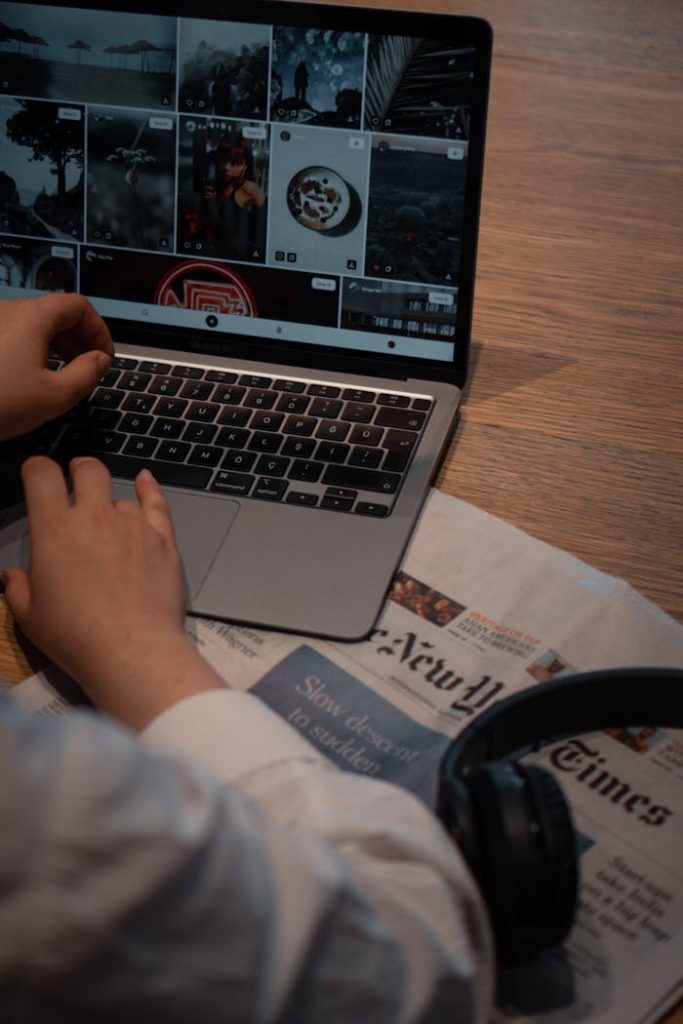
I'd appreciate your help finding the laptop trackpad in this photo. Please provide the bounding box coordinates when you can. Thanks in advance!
[113,482,239,600]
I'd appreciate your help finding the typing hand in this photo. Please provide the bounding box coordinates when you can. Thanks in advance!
[2,457,223,728]
[0,294,113,443]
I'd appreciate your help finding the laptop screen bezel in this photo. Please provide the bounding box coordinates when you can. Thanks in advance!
[3,0,492,387]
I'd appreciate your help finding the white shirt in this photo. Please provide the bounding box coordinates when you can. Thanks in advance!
[0,688,493,1022]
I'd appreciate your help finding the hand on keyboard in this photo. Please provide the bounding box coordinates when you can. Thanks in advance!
[0,294,113,442]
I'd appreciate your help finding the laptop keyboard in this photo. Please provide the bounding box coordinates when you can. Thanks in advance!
[4,355,433,518]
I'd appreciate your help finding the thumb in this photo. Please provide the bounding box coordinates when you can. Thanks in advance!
[1,567,31,622]
[52,350,111,407]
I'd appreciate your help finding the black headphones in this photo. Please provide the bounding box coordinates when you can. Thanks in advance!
[437,667,683,964]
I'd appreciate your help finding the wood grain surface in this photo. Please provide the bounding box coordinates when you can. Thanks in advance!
[1,1,682,1018]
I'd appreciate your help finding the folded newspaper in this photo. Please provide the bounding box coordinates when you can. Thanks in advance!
[9,490,683,1024]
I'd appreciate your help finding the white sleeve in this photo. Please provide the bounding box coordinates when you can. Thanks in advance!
[0,689,494,1023]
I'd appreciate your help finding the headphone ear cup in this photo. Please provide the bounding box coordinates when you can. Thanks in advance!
[465,761,578,963]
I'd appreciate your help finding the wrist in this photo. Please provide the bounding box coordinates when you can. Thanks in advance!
[75,631,227,731]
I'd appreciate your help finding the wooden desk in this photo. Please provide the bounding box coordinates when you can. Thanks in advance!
[1,0,681,1020]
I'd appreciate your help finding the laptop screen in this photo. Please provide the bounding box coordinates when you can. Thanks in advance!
[0,1,490,370]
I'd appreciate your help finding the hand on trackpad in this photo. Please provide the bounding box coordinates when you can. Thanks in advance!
[113,482,240,600]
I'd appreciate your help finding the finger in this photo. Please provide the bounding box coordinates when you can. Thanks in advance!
[47,349,111,411]
[134,469,177,546]
[33,293,114,360]
[1,566,31,622]
[21,456,70,535]
[70,456,115,508]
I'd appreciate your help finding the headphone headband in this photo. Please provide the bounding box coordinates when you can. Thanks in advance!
[442,667,683,778]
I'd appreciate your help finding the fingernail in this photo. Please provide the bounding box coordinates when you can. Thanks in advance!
[137,468,155,483]
[96,352,111,374]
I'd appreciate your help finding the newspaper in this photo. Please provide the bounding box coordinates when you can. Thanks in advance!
[9,489,683,1024]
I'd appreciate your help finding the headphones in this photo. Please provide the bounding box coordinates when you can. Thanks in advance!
[437,667,683,964]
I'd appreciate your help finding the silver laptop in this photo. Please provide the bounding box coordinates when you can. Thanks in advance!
[0,0,491,640]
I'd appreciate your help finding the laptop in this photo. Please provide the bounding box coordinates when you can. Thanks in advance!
[0,0,491,640]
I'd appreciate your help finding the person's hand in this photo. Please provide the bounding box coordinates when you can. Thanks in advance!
[2,457,225,728]
[0,293,114,442]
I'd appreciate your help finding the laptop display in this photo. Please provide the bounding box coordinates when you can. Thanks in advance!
[0,0,488,375]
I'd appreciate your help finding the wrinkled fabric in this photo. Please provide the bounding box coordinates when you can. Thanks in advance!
[0,688,493,1022]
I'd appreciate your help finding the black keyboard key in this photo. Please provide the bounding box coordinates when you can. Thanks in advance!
[97,453,211,489]
[281,436,316,458]
[286,491,319,507]
[307,383,340,398]
[276,394,310,414]
[316,419,350,441]
[151,418,184,439]
[244,387,277,410]
[250,410,284,432]
[139,360,171,374]
[349,446,383,469]
[157,440,191,462]
[149,375,182,396]
[248,431,282,454]
[383,428,417,453]
[206,369,238,384]
[85,407,121,430]
[315,441,350,464]
[189,444,222,467]
[349,424,383,446]
[216,426,250,449]
[382,451,410,473]
[120,412,153,434]
[122,393,156,414]
[412,398,432,411]
[112,356,138,370]
[255,454,290,477]
[355,501,390,517]
[213,384,246,405]
[187,401,220,422]
[88,431,127,454]
[341,388,375,403]
[217,406,252,427]
[283,414,316,436]
[374,407,426,431]
[180,380,213,401]
[98,367,121,388]
[211,470,255,496]
[53,425,95,459]
[5,423,63,456]
[221,449,257,472]
[154,397,189,418]
[118,371,152,392]
[325,487,357,500]
[91,387,124,409]
[321,465,401,494]
[288,459,323,483]
[274,378,306,393]
[183,422,218,444]
[341,402,374,424]
[123,436,158,458]
[239,374,272,388]
[253,477,288,501]
[321,494,354,512]
[377,393,410,407]
[309,397,342,418]
[172,365,204,379]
